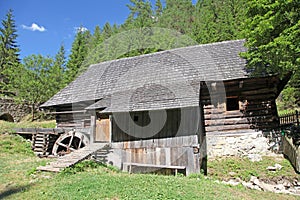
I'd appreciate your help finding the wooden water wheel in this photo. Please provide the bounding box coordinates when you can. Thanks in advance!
[52,131,89,156]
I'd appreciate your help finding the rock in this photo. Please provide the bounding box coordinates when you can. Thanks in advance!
[254,181,273,192]
[228,171,237,177]
[222,179,240,186]
[267,166,277,171]
[274,163,282,170]
[267,163,282,171]
[251,176,261,186]
[250,176,259,184]
[41,175,51,179]
[274,184,285,191]
[248,154,262,162]
[242,181,262,191]
[293,180,300,186]
[250,134,258,139]
[283,181,291,189]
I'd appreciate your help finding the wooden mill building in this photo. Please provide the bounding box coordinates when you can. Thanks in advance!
[41,39,289,175]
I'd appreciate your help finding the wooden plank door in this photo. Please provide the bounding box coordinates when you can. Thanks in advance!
[95,118,111,142]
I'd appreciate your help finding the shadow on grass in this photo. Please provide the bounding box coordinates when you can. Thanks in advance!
[0,184,31,199]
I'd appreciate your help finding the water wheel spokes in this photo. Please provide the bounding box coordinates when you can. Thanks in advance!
[77,135,84,150]
[52,131,89,156]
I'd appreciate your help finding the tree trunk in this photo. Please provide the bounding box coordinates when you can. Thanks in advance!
[32,104,35,121]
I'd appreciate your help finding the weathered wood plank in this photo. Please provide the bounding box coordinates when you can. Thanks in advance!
[205,124,251,132]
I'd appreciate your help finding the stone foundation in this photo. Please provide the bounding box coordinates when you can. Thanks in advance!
[207,130,278,157]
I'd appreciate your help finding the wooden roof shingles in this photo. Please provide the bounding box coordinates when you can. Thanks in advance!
[41,39,247,112]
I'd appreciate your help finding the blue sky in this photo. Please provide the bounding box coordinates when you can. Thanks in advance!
[0,0,140,59]
[0,0,197,60]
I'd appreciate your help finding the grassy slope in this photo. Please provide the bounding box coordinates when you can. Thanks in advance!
[208,156,299,182]
[0,120,56,133]
[0,122,299,199]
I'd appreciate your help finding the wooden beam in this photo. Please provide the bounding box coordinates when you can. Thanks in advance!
[49,110,86,115]
[90,112,96,144]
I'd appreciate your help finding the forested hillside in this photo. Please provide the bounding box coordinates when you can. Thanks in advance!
[0,0,299,118]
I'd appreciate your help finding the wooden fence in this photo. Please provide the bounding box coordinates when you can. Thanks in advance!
[279,110,299,127]
[279,111,300,173]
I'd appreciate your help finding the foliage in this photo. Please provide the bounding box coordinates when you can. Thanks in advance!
[159,0,195,34]
[65,27,91,84]
[52,44,67,88]
[9,55,50,119]
[9,52,66,119]
[242,0,300,107]
[0,9,20,93]
[60,160,102,175]
[125,0,154,28]
[193,0,246,43]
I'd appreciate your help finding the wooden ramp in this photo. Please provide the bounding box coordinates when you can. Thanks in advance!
[37,143,108,172]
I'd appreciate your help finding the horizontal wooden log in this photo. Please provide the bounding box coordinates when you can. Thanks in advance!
[14,128,66,135]
[202,76,279,90]
[205,124,251,132]
[205,110,243,120]
[50,110,86,114]
[205,117,249,126]
[204,108,225,115]
[56,123,82,128]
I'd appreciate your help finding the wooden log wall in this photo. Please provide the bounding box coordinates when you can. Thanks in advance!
[54,101,95,129]
[201,76,281,134]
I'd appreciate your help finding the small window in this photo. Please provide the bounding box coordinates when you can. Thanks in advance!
[133,115,139,122]
[226,97,239,111]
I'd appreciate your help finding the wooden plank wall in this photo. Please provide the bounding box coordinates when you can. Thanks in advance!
[201,76,281,134]
[112,135,200,175]
[111,107,200,142]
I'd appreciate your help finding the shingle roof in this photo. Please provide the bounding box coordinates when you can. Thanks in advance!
[41,39,247,111]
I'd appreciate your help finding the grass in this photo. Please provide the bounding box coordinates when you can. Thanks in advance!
[0,134,299,199]
[208,156,299,183]
[0,120,56,134]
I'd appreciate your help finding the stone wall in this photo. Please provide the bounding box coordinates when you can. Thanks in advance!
[0,98,31,122]
[206,130,280,157]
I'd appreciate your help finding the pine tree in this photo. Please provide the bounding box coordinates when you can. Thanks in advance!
[0,9,20,93]
[193,0,246,44]
[102,22,113,39]
[51,44,66,91]
[91,25,103,47]
[65,27,91,83]
[126,0,154,28]
[154,0,163,17]
[159,0,195,34]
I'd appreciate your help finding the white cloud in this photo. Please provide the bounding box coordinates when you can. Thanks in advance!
[74,26,88,33]
[22,23,46,32]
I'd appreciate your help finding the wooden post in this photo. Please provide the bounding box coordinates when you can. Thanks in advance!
[90,111,96,144]
[296,110,299,127]
[198,81,207,175]
[109,115,113,142]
